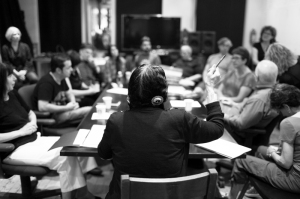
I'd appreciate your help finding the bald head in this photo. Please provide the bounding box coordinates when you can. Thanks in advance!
[180,45,192,60]
[255,60,278,85]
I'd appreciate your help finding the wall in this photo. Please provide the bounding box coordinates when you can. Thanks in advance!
[243,0,300,54]
[162,0,196,31]
[18,0,40,55]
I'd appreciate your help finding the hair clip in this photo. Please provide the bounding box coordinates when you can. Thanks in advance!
[151,96,164,106]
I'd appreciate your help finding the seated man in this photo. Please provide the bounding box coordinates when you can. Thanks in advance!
[134,36,161,67]
[66,50,100,107]
[224,60,279,144]
[173,45,205,87]
[32,53,91,126]
[77,43,101,87]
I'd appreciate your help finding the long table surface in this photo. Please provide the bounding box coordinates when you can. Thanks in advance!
[60,86,243,159]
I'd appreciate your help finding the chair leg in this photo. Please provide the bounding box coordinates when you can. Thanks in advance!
[20,176,33,198]
[237,179,251,199]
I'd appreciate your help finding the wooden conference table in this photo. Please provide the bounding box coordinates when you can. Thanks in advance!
[60,86,240,159]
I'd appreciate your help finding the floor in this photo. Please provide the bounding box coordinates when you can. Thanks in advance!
[0,127,280,199]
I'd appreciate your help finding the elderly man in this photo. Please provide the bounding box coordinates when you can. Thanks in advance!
[173,45,206,88]
[223,60,279,144]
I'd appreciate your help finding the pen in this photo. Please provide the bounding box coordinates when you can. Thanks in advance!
[213,54,226,73]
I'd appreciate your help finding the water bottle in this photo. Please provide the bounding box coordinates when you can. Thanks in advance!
[116,71,123,88]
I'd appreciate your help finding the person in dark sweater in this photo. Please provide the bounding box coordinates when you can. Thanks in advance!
[98,64,224,199]
[251,26,277,68]
[0,62,98,199]
[1,27,38,89]
[173,45,206,89]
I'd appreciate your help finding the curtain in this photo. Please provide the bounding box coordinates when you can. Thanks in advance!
[38,0,81,53]
[196,0,246,53]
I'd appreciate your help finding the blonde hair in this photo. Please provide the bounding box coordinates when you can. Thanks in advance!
[5,26,21,42]
[265,43,297,75]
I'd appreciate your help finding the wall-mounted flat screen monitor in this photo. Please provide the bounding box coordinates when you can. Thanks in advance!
[122,15,181,51]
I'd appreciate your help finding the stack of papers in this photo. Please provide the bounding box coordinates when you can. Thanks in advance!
[170,100,201,108]
[107,88,128,95]
[73,125,106,148]
[196,138,251,159]
[91,112,112,120]
[168,85,192,96]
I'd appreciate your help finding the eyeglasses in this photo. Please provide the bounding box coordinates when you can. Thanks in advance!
[232,56,242,60]
[263,31,272,36]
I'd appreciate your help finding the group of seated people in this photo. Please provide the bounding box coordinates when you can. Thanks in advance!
[1,24,300,199]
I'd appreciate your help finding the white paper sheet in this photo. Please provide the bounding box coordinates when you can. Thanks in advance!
[170,100,201,108]
[8,137,60,160]
[168,86,193,96]
[196,138,251,159]
[91,112,112,120]
[107,88,128,95]
[73,129,90,146]
[81,125,106,148]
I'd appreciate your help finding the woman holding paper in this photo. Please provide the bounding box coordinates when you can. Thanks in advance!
[230,84,300,198]
[98,63,224,199]
[0,63,98,199]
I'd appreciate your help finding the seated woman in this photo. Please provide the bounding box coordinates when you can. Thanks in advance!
[217,47,256,104]
[66,50,100,107]
[251,26,277,67]
[229,84,300,198]
[98,64,224,199]
[103,45,126,87]
[1,26,38,89]
[265,43,300,89]
[0,63,98,199]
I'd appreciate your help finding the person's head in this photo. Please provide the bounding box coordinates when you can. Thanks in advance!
[260,26,276,43]
[67,50,81,68]
[231,46,250,68]
[255,60,278,85]
[265,43,297,75]
[50,53,72,79]
[180,45,193,61]
[270,84,300,116]
[217,37,232,55]
[0,63,15,101]
[128,64,168,109]
[107,45,119,58]
[5,26,21,43]
[79,43,94,61]
[140,36,152,52]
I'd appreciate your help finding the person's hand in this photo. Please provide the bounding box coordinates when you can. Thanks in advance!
[220,97,233,106]
[206,64,221,88]
[18,70,27,81]
[179,79,195,87]
[19,122,37,136]
[267,145,277,157]
[89,83,100,93]
[66,102,79,110]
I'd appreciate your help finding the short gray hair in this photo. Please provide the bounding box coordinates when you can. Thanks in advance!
[255,60,278,84]
[5,26,21,42]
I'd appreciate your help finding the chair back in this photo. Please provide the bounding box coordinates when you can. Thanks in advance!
[121,169,218,199]
[18,84,36,109]
[252,115,282,147]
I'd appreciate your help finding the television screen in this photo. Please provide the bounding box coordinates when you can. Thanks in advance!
[122,15,181,51]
